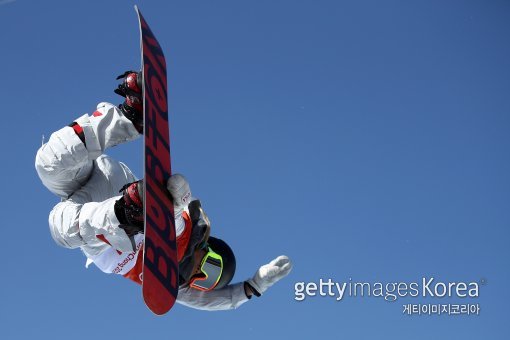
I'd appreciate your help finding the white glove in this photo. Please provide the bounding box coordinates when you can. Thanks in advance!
[166,174,192,209]
[247,255,293,296]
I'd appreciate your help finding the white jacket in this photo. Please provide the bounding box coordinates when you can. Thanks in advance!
[35,102,248,310]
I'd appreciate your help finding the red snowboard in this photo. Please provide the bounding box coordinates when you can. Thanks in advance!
[136,6,178,315]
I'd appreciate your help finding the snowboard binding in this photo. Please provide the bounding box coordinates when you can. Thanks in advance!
[115,70,143,133]
[114,180,144,236]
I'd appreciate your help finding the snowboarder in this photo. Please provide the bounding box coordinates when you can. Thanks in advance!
[35,71,292,310]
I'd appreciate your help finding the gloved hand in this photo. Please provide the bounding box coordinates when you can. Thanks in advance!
[166,174,192,210]
[246,255,293,296]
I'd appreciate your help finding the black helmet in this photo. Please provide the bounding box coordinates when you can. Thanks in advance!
[207,236,236,289]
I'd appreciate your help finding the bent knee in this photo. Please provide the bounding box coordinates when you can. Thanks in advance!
[49,201,84,249]
[35,128,93,198]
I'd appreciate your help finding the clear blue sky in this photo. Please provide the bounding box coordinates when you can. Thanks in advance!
[1,0,508,339]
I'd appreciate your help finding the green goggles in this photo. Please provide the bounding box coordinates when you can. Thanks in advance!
[189,247,223,291]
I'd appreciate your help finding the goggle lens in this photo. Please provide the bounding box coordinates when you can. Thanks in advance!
[190,248,223,291]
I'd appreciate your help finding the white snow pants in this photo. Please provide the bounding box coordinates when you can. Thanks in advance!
[35,102,141,254]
